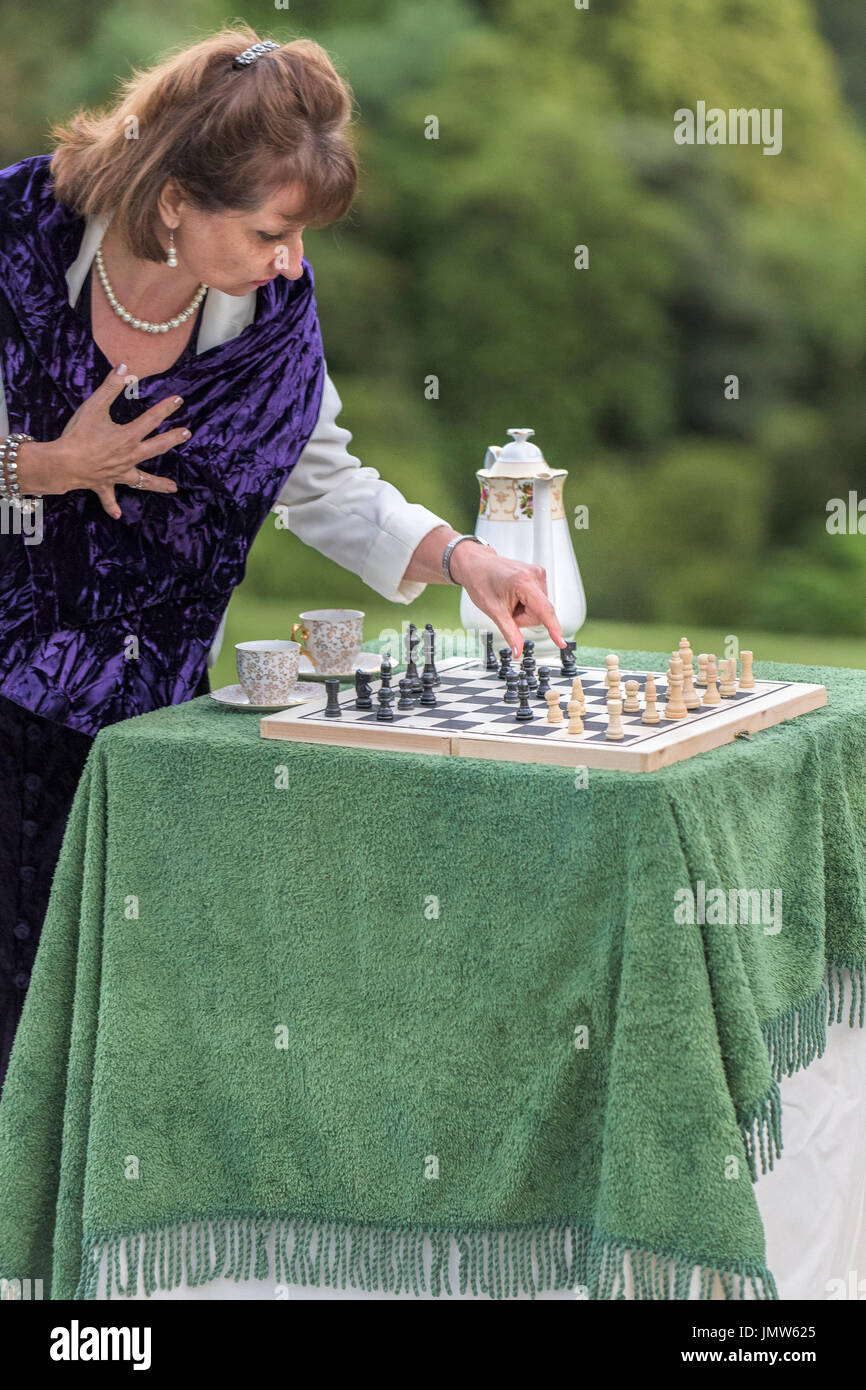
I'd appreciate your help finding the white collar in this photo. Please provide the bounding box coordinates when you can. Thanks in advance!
[67,213,257,353]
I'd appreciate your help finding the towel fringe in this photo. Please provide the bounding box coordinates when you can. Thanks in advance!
[737,1078,783,1181]
[761,958,865,1083]
[73,1217,778,1302]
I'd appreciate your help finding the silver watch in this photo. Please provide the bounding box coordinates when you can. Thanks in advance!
[442,533,490,584]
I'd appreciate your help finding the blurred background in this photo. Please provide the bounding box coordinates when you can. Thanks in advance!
[2,0,865,681]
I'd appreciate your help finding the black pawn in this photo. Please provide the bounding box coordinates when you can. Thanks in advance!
[503,667,520,704]
[560,640,577,677]
[536,666,551,701]
[397,677,416,710]
[376,685,395,721]
[484,632,498,671]
[324,678,342,718]
[498,647,512,680]
[424,623,441,686]
[380,655,393,690]
[354,670,373,710]
[420,671,437,706]
[515,672,534,720]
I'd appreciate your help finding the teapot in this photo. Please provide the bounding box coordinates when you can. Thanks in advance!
[459,428,586,659]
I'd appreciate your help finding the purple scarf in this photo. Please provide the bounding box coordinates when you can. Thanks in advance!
[0,154,325,735]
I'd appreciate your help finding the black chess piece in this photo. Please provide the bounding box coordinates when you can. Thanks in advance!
[324,678,342,718]
[397,677,416,710]
[424,623,441,686]
[420,671,437,706]
[498,647,512,681]
[560,640,577,677]
[503,667,520,704]
[484,631,498,671]
[536,666,551,701]
[376,684,395,721]
[354,670,373,710]
[521,641,538,694]
[405,624,423,694]
[515,672,534,720]
[379,654,393,690]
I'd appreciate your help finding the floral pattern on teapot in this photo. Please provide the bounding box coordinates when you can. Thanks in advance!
[479,476,565,522]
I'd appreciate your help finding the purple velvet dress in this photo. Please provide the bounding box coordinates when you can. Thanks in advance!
[0,154,326,1088]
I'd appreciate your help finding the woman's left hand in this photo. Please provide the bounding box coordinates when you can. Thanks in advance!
[449,542,565,657]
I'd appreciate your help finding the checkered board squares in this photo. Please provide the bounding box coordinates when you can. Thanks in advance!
[260,657,828,772]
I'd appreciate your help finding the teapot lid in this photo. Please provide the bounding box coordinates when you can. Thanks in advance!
[482,428,560,479]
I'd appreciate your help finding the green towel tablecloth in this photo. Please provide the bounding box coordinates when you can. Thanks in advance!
[0,647,864,1300]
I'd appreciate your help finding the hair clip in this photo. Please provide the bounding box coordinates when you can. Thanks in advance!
[232,40,280,69]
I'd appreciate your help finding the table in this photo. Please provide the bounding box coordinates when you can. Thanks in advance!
[0,647,864,1301]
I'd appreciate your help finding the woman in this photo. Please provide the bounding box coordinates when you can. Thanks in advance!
[0,25,562,1089]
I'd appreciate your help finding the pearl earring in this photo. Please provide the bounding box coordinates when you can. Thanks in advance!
[166,229,178,268]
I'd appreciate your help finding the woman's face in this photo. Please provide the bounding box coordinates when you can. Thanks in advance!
[165,181,308,296]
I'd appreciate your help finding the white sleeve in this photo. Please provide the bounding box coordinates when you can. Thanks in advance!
[271,368,451,602]
[206,366,452,672]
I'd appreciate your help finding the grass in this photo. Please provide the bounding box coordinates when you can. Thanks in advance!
[211,583,866,689]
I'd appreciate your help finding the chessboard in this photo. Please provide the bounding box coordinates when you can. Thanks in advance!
[259,655,828,772]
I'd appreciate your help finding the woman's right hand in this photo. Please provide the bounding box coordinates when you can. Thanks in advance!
[16,363,192,520]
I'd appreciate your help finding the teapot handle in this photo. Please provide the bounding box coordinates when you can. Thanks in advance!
[483,446,501,470]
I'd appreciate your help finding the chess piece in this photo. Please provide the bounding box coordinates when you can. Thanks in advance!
[678,637,694,676]
[605,654,620,689]
[667,653,684,685]
[424,623,441,686]
[719,658,737,698]
[738,650,755,690]
[570,676,585,712]
[681,662,700,710]
[324,678,342,718]
[560,640,577,677]
[397,677,416,710]
[485,631,498,671]
[702,654,721,705]
[545,690,564,723]
[536,666,551,701]
[642,675,660,724]
[503,667,520,704]
[521,640,538,693]
[606,699,624,740]
[607,674,622,706]
[498,646,512,681]
[696,654,708,687]
[420,671,437,706]
[567,702,584,735]
[405,624,423,694]
[376,684,395,721]
[664,673,687,719]
[623,679,640,713]
[379,655,393,690]
[354,670,373,710]
[515,672,534,720]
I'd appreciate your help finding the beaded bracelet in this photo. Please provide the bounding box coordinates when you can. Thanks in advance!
[0,433,42,513]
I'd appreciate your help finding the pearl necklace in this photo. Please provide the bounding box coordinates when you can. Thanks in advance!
[95,246,208,334]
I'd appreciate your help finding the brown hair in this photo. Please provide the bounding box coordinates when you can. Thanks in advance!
[48,23,358,262]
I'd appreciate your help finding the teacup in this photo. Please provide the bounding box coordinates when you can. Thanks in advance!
[290,608,364,677]
[236,639,300,704]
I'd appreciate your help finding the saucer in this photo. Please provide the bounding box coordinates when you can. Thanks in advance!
[302,650,387,682]
[210,681,319,711]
